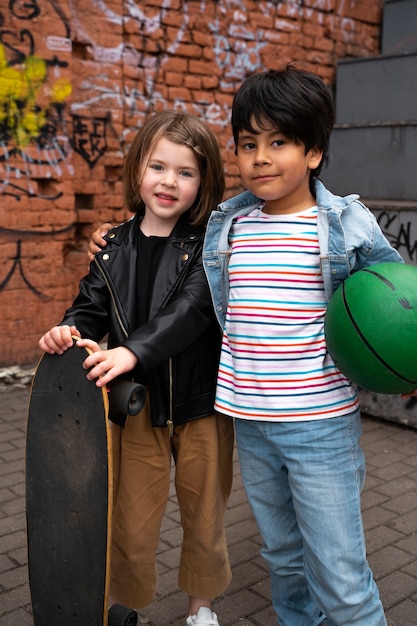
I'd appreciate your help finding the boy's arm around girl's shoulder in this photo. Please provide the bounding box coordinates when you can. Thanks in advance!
[87,217,134,260]
[88,222,114,261]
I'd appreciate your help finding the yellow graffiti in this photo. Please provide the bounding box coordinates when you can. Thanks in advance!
[0,44,72,146]
[50,78,72,103]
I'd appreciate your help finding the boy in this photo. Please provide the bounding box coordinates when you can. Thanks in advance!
[202,67,402,625]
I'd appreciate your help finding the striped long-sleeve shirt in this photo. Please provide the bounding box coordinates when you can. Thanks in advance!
[214,205,359,422]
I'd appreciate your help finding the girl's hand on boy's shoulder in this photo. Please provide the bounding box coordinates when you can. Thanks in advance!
[39,325,80,354]
[76,339,138,387]
[88,223,114,262]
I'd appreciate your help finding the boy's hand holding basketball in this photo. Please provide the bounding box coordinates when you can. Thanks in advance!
[401,389,417,399]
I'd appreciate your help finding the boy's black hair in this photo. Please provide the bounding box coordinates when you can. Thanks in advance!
[231,66,335,182]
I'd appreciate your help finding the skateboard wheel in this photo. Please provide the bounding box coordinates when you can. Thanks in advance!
[109,379,146,416]
[108,603,138,626]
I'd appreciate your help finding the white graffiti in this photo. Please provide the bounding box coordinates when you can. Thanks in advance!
[1,0,376,177]
[0,135,73,201]
[69,0,360,119]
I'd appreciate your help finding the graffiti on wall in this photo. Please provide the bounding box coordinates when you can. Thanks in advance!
[0,45,71,147]
[72,114,108,167]
[0,1,74,297]
[72,0,360,131]
[0,224,73,299]
[0,0,381,301]
[0,0,72,200]
[376,211,417,264]
[0,0,365,178]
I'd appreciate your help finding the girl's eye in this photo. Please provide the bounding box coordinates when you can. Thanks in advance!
[149,163,163,171]
[180,170,193,177]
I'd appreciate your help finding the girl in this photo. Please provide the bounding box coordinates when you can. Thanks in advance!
[39,111,234,626]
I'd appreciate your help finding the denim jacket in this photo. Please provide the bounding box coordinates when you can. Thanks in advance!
[203,179,404,329]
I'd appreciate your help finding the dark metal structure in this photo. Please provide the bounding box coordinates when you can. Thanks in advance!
[322,0,417,202]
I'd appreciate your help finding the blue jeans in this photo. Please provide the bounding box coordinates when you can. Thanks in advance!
[235,410,387,626]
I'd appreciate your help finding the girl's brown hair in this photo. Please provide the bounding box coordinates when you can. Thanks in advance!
[123,111,225,226]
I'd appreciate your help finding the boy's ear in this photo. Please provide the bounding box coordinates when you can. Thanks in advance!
[308,146,323,170]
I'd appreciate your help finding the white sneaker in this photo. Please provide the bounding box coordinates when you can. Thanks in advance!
[186,606,220,626]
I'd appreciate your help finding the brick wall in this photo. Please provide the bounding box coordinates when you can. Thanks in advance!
[0,0,383,365]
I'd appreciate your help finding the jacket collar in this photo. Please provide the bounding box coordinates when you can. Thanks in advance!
[314,179,359,210]
[104,213,203,246]
[170,214,203,242]
[216,179,361,214]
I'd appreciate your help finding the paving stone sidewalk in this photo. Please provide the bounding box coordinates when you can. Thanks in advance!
[1,388,417,626]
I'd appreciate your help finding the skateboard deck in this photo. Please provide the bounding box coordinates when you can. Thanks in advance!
[26,339,140,626]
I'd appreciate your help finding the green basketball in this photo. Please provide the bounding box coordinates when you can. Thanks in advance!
[324,262,417,394]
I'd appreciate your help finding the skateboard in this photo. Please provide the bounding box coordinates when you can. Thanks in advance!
[26,338,145,626]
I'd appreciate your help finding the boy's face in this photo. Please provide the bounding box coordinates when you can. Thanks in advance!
[236,118,323,214]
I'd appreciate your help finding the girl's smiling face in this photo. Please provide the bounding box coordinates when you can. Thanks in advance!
[139,137,201,236]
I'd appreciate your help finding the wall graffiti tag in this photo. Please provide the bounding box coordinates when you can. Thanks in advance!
[0,0,73,203]
[8,0,41,20]
[0,224,73,298]
[376,210,417,264]
[0,0,75,323]
[72,115,108,168]
[0,45,71,147]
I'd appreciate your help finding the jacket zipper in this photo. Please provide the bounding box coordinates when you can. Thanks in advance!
[167,358,174,437]
[94,257,129,338]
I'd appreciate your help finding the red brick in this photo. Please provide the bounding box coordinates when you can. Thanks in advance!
[184,75,202,89]
[161,56,187,72]
[202,75,219,90]
[168,87,191,101]
[165,72,184,86]
[192,31,212,47]
[189,60,222,76]
[192,89,214,103]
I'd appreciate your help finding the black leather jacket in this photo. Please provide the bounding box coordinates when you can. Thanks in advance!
[61,214,221,428]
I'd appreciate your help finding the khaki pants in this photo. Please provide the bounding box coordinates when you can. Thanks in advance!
[110,395,234,608]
